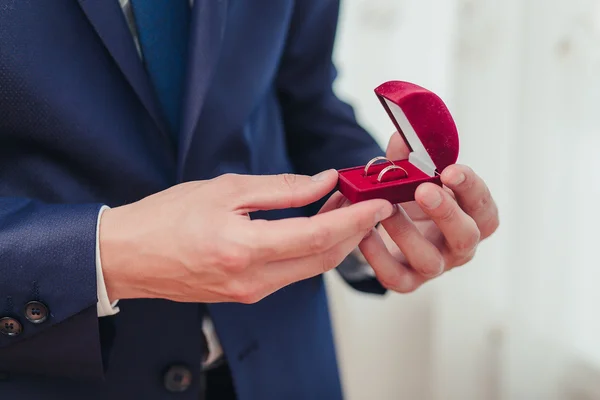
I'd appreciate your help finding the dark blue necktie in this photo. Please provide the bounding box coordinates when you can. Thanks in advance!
[130,0,191,136]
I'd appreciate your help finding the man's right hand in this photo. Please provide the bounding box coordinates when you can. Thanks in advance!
[99,169,394,304]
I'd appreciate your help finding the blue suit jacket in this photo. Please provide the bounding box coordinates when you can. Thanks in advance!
[0,1,386,398]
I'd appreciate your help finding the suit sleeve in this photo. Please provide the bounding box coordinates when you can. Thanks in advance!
[276,0,387,295]
[0,198,107,379]
[276,0,386,175]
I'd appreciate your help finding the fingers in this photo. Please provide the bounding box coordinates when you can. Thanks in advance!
[358,228,425,293]
[380,205,445,277]
[261,228,370,296]
[230,194,387,302]
[441,165,499,239]
[244,197,395,262]
[216,170,339,212]
[317,191,346,214]
[386,131,411,160]
[415,183,480,265]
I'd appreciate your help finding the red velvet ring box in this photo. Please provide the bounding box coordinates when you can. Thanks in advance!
[337,81,459,204]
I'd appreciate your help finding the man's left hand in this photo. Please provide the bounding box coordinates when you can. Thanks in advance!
[322,132,499,293]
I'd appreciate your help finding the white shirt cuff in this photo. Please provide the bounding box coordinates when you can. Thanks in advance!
[202,316,224,369]
[96,205,120,317]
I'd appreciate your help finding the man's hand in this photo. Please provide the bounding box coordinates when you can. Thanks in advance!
[324,132,499,293]
[99,170,395,304]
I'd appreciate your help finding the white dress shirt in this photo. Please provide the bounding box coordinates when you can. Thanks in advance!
[96,0,377,369]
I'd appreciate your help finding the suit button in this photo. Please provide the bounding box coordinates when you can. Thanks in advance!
[164,365,193,393]
[24,301,49,324]
[0,317,22,337]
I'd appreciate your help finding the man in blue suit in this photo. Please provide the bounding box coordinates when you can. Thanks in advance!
[0,0,499,399]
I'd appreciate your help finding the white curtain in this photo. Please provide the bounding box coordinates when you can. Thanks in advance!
[327,0,600,399]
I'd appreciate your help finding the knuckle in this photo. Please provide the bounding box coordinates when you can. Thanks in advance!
[309,225,332,253]
[217,173,244,196]
[219,173,238,186]
[358,211,376,232]
[227,280,263,304]
[481,215,500,238]
[246,222,275,259]
[396,280,421,294]
[379,275,401,291]
[217,243,252,273]
[395,285,417,294]
[385,219,412,239]
[453,229,481,255]
[275,173,299,209]
[468,190,492,214]
[237,290,263,305]
[280,173,298,190]
[420,257,444,277]
[438,204,458,223]
[379,274,415,293]
[454,249,477,267]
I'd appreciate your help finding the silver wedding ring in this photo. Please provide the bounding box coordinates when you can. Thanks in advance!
[377,165,408,183]
[364,156,394,176]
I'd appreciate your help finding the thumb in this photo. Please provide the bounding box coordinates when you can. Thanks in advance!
[224,169,339,212]
[386,131,411,161]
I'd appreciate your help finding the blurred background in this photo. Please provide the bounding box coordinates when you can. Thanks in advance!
[325,0,600,399]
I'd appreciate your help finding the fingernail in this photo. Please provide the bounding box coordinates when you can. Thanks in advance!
[374,204,394,224]
[311,171,327,181]
[311,169,335,182]
[450,172,466,186]
[438,261,445,275]
[421,188,442,209]
[431,260,445,277]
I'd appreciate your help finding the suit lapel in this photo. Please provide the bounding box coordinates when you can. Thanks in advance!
[177,0,229,179]
[77,0,169,137]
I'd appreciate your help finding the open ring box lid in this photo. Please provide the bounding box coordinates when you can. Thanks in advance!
[337,81,460,204]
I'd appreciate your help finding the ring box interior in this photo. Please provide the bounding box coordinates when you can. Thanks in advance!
[337,81,460,204]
